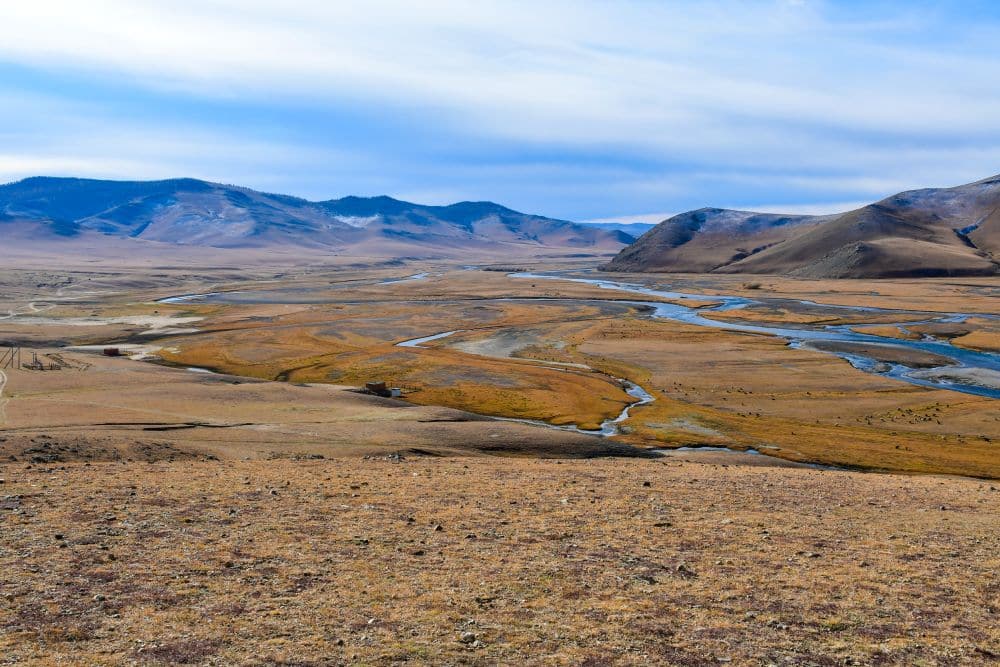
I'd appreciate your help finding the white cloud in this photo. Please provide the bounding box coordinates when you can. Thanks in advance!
[584,200,871,225]
[584,212,677,225]
[0,1,999,216]
[723,201,871,216]
[2,1,999,147]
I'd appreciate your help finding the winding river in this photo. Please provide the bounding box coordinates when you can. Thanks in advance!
[159,269,1000,403]
[510,272,1000,400]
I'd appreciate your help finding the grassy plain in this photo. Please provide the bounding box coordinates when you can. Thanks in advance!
[3,263,996,475]
[127,267,1000,477]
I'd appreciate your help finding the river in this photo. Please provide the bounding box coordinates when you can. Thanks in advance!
[510,272,1000,399]
[157,269,999,399]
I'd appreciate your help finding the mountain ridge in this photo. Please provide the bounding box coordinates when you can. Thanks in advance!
[0,176,632,254]
[603,175,1000,278]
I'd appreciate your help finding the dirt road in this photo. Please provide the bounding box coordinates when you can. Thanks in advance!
[0,369,8,426]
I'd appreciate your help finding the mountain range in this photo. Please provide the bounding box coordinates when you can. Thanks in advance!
[603,175,1000,278]
[5,175,999,278]
[0,177,630,257]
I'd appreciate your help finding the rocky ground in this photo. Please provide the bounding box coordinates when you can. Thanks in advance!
[2,456,998,666]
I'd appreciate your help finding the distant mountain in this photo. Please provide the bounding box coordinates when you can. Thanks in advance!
[603,175,1000,278]
[0,177,630,256]
[580,221,656,238]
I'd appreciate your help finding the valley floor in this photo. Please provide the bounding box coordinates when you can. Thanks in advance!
[0,261,997,475]
[0,259,998,664]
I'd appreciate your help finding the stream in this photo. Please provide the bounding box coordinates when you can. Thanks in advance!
[395,327,656,437]
[155,268,997,442]
[510,272,1000,400]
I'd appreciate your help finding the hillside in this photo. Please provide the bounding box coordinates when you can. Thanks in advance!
[604,175,1000,277]
[0,177,630,256]
[602,208,826,273]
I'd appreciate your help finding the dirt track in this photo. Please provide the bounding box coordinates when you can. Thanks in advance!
[0,369,8,426]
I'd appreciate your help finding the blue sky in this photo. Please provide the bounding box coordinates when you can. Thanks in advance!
[2,0,1000,222]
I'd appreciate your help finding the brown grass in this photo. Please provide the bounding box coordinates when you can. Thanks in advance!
[2,457,998,665]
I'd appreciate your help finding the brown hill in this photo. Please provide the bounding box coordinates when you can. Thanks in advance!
[604,175,1000,278]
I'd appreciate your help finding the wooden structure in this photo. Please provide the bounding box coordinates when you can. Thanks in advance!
[0,346,21,370]
[364,381,403,398]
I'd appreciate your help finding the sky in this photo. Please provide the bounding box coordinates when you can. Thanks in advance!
[1,0,1000,222]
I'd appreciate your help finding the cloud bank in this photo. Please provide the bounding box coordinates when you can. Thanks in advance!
[1,0,998,219]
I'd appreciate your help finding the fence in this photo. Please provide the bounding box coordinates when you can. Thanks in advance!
[0,346,20,370]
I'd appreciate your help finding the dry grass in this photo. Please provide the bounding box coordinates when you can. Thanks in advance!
[952,329,1000,353]
[570,317,1000,478]
[137,271,1000,477]
[849,325,923,341]
[158,300,643,431]
[1,263,999,665]
[0,349,639,462]
[2,457,998,665]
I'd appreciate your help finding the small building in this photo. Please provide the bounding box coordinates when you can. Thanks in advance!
[365,381,388,396]
[364,381,403,398]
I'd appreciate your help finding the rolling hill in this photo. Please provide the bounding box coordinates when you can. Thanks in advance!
[603,175,1000,278]
[0,177,631,257]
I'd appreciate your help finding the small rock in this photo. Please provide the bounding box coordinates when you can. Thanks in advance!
[642,481,651,487]
[459,631,477,644]
[93,594,106,602]
[433,524,443,532]
[54,534,64,540]
[675,563,697,578]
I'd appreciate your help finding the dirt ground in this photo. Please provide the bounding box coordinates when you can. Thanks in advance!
[1,457,998,666]
[0,351,641,462]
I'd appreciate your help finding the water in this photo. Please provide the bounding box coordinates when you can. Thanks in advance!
[396,329,463,348]
[394,327,656,436]
[491,379,656,438]
[155,270,999,399]
[156,272,435,305]
[381,272,430,284]
[512,272,1000,399]
[157,292,222,304]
